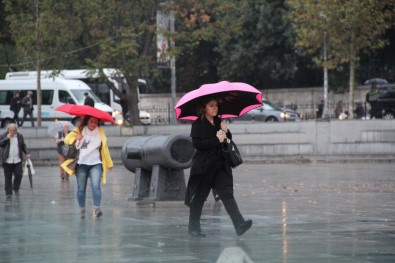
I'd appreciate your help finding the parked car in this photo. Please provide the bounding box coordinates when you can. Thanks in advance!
[376,89,395,119]
[236,99,300,122]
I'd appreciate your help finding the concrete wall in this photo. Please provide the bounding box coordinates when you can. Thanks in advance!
[13,119,395,165]
[129,119,395,161]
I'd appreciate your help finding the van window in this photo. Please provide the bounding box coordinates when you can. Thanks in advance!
[71,90,101,104]
[0,91,14,105]
[22,90,53,105]
[59,90,75,104]
[41,90,54,105]
[0,90,53,105]
[82,79,111,105]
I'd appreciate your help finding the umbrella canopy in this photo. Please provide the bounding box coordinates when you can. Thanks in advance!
[55,104,115,124]
[175,81,262,121]
[47,121,74,137]
[364,78,388,85]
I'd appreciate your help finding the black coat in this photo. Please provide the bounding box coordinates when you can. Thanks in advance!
[185,116,232,206]
[0,132,29,162]
[84,96,95,107]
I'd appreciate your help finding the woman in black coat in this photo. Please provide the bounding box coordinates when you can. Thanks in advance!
[185,96,252,237]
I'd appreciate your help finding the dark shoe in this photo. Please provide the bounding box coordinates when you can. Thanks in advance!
[6,195,12,200]
[236,219,252,236]
[14,191,20,196]
[214,194,221,202]
[94,208,103,218]
[188,229,206,237]
[80,209,86,218]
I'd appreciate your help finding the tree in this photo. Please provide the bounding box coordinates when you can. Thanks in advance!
[73,0,157,126]
[0,1,16,78]
[4,0,81,127]
[171,0,243,91]
[216,0,300,89]
[287,0,394,118]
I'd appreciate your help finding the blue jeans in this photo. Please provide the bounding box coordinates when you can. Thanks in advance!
[76,164,102,209]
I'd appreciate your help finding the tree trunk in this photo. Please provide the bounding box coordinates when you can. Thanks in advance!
[348,37,356,120]
[35,0,42,128]
[36,65,42,128]
[125,75,141,126]
[322,30,329,119]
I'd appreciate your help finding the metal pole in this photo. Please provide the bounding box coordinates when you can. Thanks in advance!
[169,9,177,125]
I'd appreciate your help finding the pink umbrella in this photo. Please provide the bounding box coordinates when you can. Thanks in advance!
[175,81,262,120]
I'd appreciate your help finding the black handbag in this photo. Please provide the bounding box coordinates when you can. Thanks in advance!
[62,143,78,159]
[222,138,243,168]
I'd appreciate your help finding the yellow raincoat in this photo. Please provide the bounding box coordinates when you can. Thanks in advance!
[61,127,113,184]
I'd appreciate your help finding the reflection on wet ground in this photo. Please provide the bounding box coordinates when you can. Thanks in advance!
[0,163,395,262]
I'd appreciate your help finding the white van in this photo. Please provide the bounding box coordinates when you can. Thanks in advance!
[0,78,115,128]
[6,69,151,125]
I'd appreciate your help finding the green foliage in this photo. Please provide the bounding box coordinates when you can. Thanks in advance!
[3,0,81,69]
[215,0,301,89]
[287,0,394,118]
[287,0,394,69]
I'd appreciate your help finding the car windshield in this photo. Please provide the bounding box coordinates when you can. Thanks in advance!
[263,100,283,111]
[71,90,103,104]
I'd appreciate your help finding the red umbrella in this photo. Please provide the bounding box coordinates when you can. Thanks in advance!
[175,81,262,120]
[55,104,115,124]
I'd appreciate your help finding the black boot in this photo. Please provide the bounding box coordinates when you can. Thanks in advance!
[188,228,206,237]
[236,219,252,236]
[222,198,252,236]
[188,204,206,237]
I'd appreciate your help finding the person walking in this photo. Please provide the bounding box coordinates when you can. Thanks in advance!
[20,91,34,127]
[185,96,252,237]
[334,100,343,120]
[366,82,380,119]
[54,122,70,180]
[63,115,113,218]
[84,92,95,107]
[0,123,30,199]
[317,100,324,119]
[10,91,22,126]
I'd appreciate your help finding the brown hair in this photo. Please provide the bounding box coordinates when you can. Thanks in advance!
[78,115,101,131]
[196,96,218,119]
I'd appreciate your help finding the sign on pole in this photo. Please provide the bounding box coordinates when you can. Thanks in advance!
[156,10,170,68]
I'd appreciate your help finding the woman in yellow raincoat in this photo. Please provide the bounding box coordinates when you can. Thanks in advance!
[62,115,113,218]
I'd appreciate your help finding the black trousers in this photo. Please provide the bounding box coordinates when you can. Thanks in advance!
[3,162,23,196]
[12,110,20,126]
[189,162,244,231]
[21,110,34,127]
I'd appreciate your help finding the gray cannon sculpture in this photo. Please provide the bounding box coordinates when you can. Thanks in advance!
[121,134,195,201]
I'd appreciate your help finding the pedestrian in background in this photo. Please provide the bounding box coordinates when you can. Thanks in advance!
[334,100,343,120]
[10,91,22,126]
[84,92,95,107]
[366,82,380,119]
[185,96,252,237]
[20,91,34,127]
[55,122,70,180]
[317,100,324,119]
[0,123,30,199]
[64,115,113,218]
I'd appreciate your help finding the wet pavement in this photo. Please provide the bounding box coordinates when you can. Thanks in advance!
[1,162,395,263]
